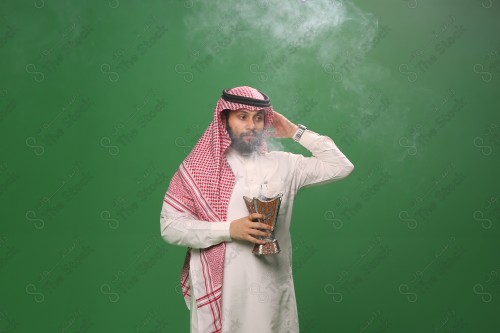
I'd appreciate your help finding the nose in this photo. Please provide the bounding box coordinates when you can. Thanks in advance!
[246,118,256,130]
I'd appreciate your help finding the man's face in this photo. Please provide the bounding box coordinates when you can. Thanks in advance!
[221,108,266,154]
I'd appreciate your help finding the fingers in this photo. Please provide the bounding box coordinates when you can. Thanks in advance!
[247,235,266,245]
[249,213,264,220]
[249,228,271,238]
[249,214,272,226]
[248,221,272,244]
[248,214,273,230]
[253,222,273,231]
[247,228,269,244]
[230,215,273,245]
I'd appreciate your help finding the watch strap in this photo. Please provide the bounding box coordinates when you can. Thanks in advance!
[293,124,307,142]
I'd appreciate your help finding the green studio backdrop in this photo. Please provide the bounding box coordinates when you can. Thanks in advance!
[1,0,499,332]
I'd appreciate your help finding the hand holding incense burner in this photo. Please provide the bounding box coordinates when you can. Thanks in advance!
[243,193,283,255]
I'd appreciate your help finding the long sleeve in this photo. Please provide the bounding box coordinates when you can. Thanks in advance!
[293,128,355,189]
[160,200,233,249]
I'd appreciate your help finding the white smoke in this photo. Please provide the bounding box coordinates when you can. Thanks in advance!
[184,0,377,66]
[184,0,381,146]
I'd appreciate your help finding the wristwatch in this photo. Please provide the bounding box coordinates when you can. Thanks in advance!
[293,124,307,142]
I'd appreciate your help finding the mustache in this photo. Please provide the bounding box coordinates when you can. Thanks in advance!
[241,131,260,138]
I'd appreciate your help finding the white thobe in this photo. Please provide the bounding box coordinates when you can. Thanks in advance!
[160,129,354,333]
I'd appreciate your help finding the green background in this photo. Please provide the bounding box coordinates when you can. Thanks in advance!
[1,0,499,332]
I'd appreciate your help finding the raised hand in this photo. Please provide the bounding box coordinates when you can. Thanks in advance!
[270,111,298,139]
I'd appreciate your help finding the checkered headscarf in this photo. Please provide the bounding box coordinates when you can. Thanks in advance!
[164,86,274,332]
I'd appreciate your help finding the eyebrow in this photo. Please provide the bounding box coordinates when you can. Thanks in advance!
[235,110,265,116]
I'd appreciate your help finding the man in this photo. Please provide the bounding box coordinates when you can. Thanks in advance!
[160,86,354,332]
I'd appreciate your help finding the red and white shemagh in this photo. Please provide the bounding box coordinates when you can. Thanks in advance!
[164,86,274,332]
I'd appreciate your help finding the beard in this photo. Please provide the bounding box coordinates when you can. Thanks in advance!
[227,126,264,155]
